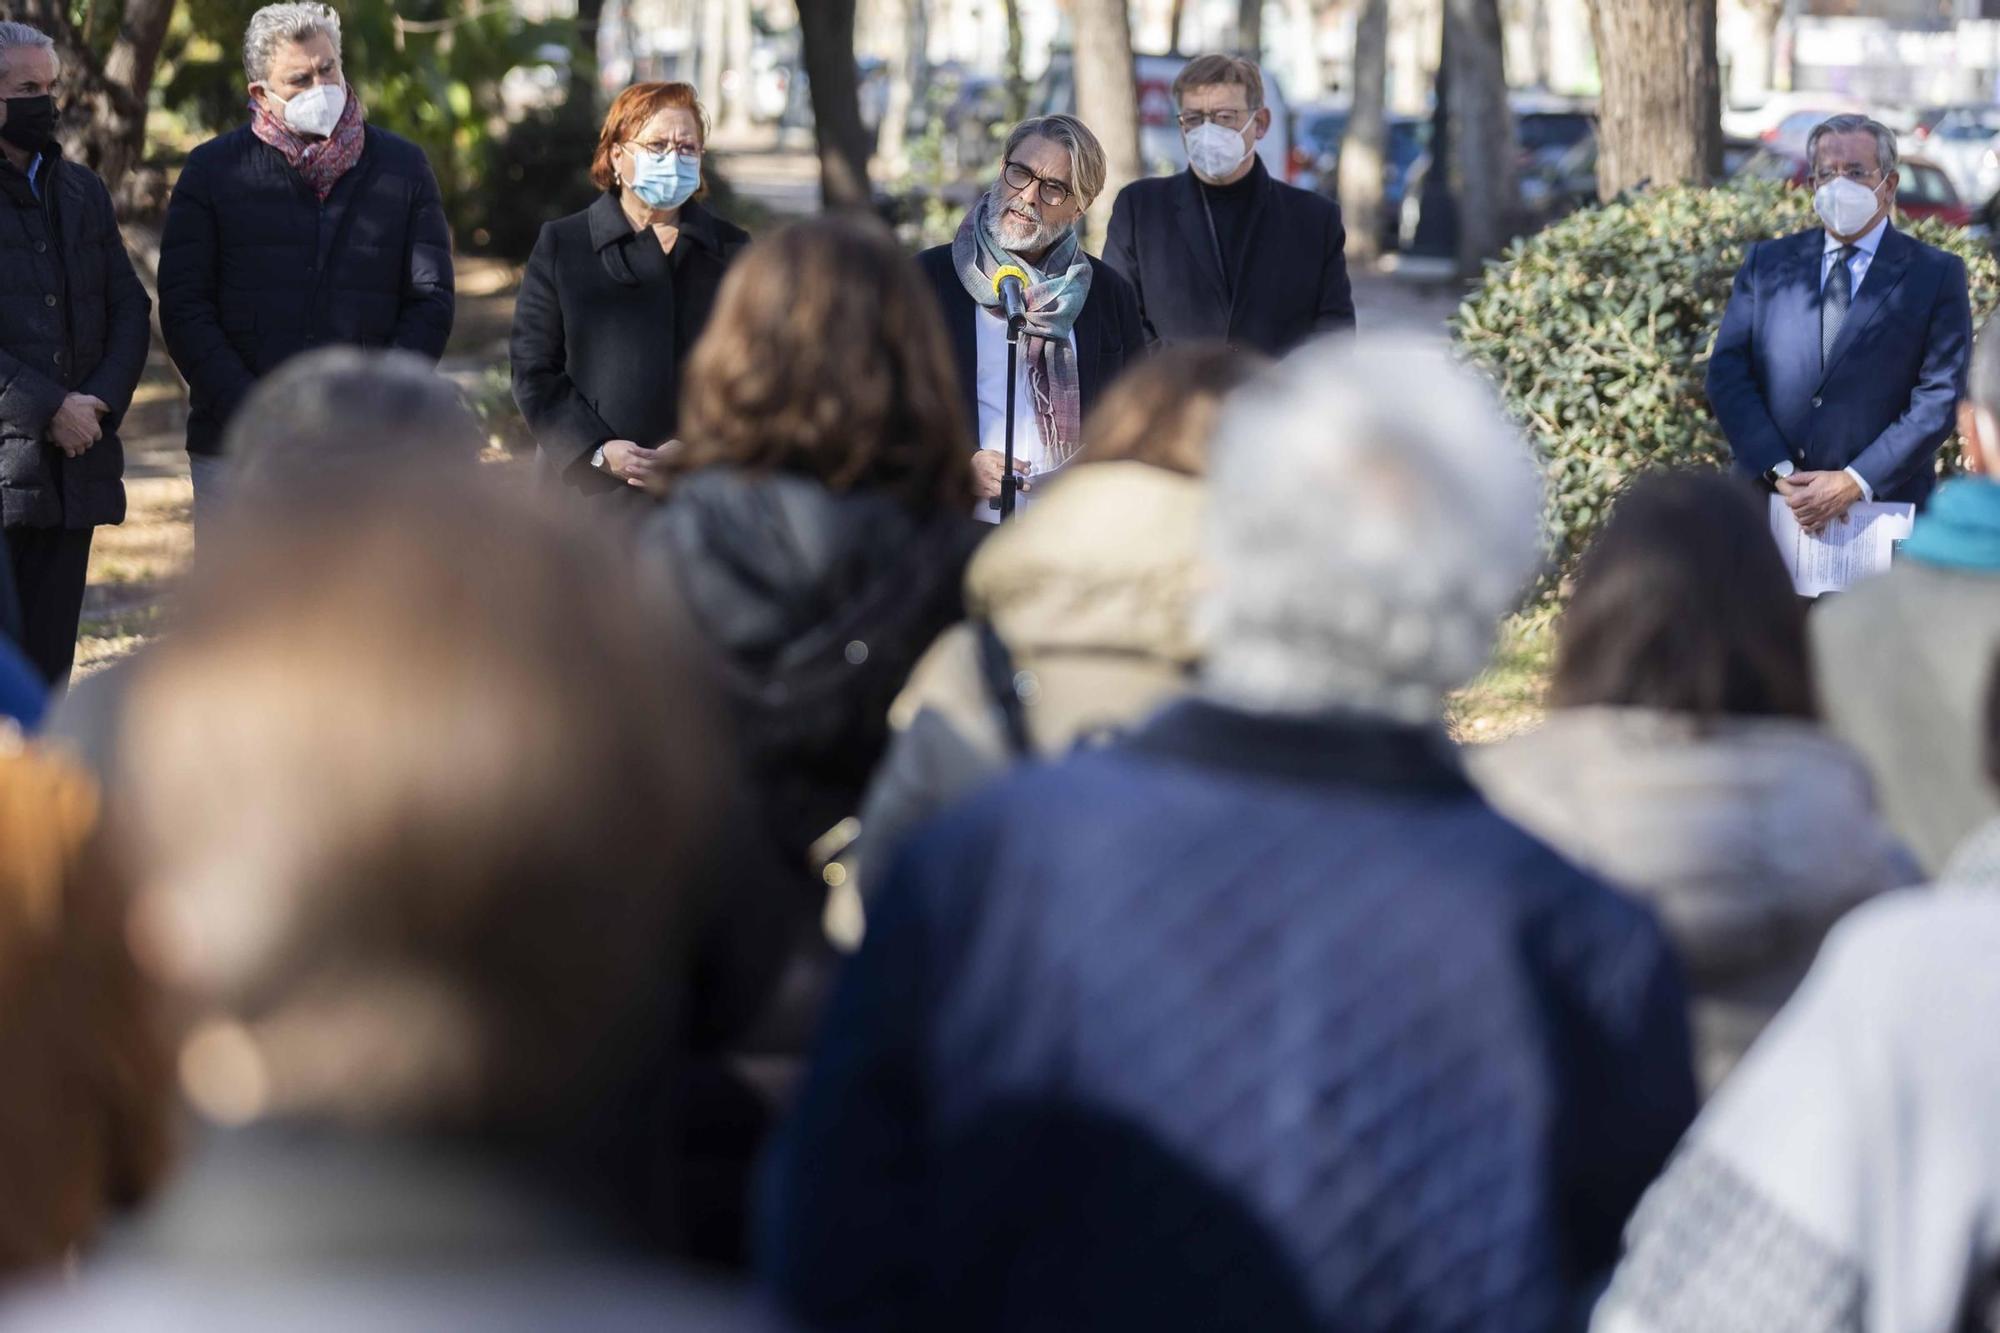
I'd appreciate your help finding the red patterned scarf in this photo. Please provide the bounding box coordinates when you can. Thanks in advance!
[249,85,366,200]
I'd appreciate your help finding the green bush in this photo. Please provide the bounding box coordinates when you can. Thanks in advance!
[1453,180,2000,579]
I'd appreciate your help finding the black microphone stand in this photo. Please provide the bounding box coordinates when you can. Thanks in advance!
[1000,312,1024,520]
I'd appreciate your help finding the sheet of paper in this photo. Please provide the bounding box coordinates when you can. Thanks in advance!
[1767,495,1915,597]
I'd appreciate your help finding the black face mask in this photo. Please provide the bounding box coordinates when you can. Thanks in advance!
[1,95,56,155]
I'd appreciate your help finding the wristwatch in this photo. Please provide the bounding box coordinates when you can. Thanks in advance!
[591,445,609,472]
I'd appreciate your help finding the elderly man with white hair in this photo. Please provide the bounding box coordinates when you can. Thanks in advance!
[158,2,454,526]
[759,338,1699,1333]
[0,20,151,687]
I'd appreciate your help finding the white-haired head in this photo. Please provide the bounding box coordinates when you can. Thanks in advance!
[1199,337,1544,723]
[0,21,56,80]
[243,3,342,85]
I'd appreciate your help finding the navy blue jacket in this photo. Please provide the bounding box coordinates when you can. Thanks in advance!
[1103,164,1356,353]
[158,124,455,456]
[0,147,151,530]
[761,700,1698,1333]
[1708,226,1970,505]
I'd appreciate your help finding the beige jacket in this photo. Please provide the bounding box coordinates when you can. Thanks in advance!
[855,462,1204,890]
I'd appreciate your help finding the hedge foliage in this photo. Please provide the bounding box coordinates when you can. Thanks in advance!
[1453,181,2000,576]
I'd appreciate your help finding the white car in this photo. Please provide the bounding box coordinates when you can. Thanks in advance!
[1902,106,2000,210]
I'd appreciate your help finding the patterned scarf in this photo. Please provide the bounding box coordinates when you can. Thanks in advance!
[952,192,1093,470]
[249,84,366,201]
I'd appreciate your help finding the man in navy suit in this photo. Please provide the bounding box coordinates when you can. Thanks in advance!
[1709,114,1971,533]
[1103,54,1355,354]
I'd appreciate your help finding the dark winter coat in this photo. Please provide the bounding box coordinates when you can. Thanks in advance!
[157,124,455,456]
[634,469,980,871]
[763,701,1699,1332]
[0,147,151,530]
[1103,160,1357,353]
[511,194,750,505]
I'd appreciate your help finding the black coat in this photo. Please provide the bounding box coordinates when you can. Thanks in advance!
[158,124,456,456]
[914,243,1147,439]
[634,469,979,871]
[0,147,151,530]
[511,194,750,504]
[1103,165,1356,354]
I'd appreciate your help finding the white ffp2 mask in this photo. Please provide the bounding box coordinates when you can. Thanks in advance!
[279,82,346,138]
[1186,122,1252,182]
[1814,175,1884,238]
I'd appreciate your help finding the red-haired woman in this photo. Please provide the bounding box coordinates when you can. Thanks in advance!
[510,82,750,509]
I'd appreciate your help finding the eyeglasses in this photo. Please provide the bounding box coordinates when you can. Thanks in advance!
[628,139,701,160]
[1177,108,1252,131]
[1809,166,1883,187]
[1002,160,1073,209]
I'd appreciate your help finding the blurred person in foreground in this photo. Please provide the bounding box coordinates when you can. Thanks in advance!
[852,342,1264,899]
[759,338,1698,1332]
[2,479,760,1330]
[41,347,485,777]
[158,2,454,525]
[1592,660,2000,1333]
[0,741,170,1275]
[511,81,749,510]
[1471,469,1915,1095]
[1708,114,1969,532]
[1103,54,1354,353]
[635,215,980,881]
[916,114,1145,519]
[1813,311,2000,875]
[0,21,152,687]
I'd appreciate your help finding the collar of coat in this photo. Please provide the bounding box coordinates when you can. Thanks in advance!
[587,189,722,257]
[0,139,58,209]
[1122,696,1470,795]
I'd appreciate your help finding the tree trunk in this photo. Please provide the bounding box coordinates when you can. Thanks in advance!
[877,0,927,173]
[1591,0,1720,200]
[1073,0,1142,252]
[1443,0,1515,274]
[699,0,726,114]
[1169,0,1189,53]
[569,0,606,120]
[1235,0,1263,58]
[22,0,177,197]
[721,0,755,132]
[1338,0,1388,265]
[1002,0,1028,124]
[796,0,873,210]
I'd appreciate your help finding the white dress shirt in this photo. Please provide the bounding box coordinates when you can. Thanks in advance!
[973,306,1073,523]
[1771,216,1891,501]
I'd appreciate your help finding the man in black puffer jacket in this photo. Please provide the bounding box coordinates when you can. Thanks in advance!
[159,2,454,524]
[0,22,152,686]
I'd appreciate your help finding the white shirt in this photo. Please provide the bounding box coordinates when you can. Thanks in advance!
[972,306,1073,524]
[1770,216,1891,501]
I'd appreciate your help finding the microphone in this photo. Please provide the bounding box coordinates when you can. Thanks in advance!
[992,264,1030,329]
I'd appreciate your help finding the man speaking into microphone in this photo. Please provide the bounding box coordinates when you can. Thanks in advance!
[917,114,1145,520]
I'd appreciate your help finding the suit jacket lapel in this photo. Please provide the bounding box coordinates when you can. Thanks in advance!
[1170,171,1230,321]
[1820,225,1914,386]
[1073,263,1104,408]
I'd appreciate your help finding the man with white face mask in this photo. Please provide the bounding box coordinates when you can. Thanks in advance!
[1103,54,1354,354]
[159,2,454,528]
[1709,114,1969,535]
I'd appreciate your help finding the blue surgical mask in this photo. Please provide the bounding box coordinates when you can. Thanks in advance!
[628,149,700,211]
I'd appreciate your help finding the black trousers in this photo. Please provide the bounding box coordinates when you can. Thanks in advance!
[5,526,94,688]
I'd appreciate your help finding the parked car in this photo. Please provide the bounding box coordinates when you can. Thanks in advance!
[1288,102,1428,250]
[1735,145,1974,228]
[1903,105,2000,208]
[1033,50,1293,183]
[1396,104,1597,249]
[1719,91,1868,142]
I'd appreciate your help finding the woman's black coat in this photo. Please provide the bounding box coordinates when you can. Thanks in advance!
[510,192,749,505]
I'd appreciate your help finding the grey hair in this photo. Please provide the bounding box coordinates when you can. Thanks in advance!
[1807,114,1898,179]
[0,21,57,73]
[1199,338,1545,723]
[242,2,342,85]
[1003,114,1108,210]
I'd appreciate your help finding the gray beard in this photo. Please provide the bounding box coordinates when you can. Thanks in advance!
[985,189,1067,257]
